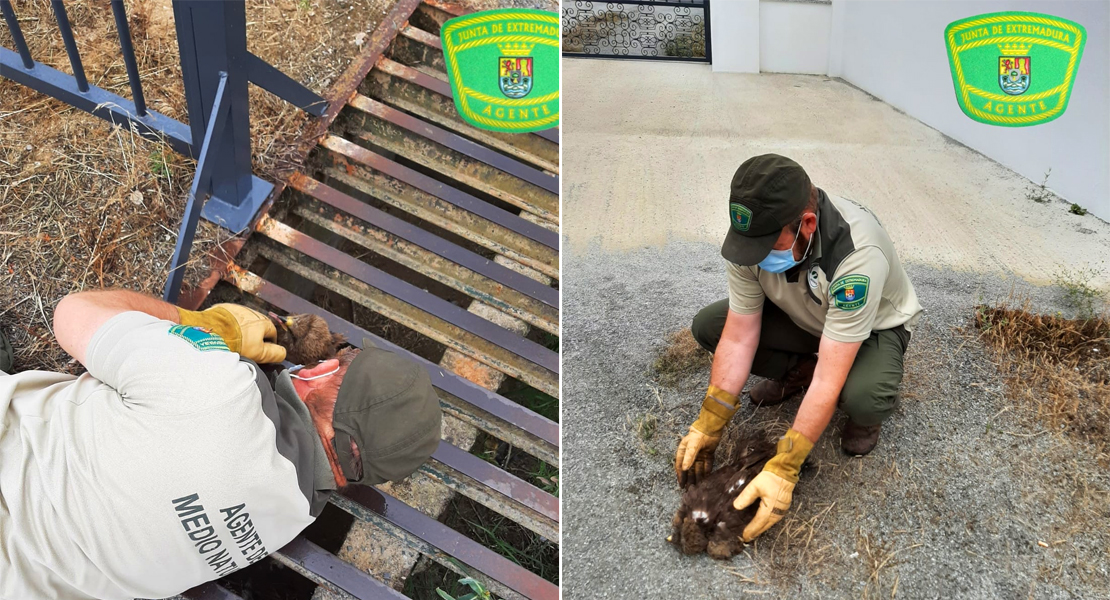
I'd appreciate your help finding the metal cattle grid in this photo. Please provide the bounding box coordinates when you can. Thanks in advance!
[179,1,559,599]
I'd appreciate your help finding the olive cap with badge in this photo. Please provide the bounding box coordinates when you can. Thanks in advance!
[721,154,812,266]
[331,340,442,486]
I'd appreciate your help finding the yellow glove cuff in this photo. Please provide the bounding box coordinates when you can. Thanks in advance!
[763,428,813,483]
[177,306,243,352]
[690,385,740,436]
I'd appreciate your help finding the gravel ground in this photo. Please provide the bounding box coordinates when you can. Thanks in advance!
[562,240,1110,599]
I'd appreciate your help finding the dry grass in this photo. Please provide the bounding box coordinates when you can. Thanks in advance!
[1,0,388,371]
[974,302,1110,452]
[650,328,712,387]
[857,531,921,600]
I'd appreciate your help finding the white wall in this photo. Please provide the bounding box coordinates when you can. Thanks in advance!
[759,1,832,74]
[834,0,1109,220]
[711,0,760,73]
[709,0,1109,219]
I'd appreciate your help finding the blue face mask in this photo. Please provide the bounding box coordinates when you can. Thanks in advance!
[758,221,813,273]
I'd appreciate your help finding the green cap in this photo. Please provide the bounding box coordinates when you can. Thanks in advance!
[721,154,811,266]
[332,340,441,486]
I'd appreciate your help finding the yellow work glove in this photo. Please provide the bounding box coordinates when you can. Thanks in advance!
[675,385,740,487]
[177,304,287,364]
[733,428,813,542]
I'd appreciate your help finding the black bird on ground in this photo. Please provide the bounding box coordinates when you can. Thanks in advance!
[668,433,776,559]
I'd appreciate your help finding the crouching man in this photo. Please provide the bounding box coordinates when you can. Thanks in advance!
[0,289,441,600]
[674,155,922,543]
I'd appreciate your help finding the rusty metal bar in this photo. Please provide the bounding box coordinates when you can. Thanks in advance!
[383,23,558,145]
[334,485,558,600]
[400,23,442,49]
[368,60,557,173]
[299,0,422,152]
[181,582,243,600]
[344,113,558,223]
[291,173,556,309]
[252,237,558,396]
[376,55,452,96]
[321,135,557,250]
[255,215,556,374]
[252,244,559,396]
[290,194,558,335]
[416,1,464,27]
[320,163,557,280]
[348,94,557,194]
[272,537,408,600]
[290,173,556,315]
[225,266,558,459]
[422,441,558,540]
[386,30,447,78]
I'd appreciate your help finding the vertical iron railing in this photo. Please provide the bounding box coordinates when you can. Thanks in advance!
[0,0,329,303]
[111,0,146,117]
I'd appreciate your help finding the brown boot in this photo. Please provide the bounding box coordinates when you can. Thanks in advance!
[841,421,882,456]
[749,355,817,407]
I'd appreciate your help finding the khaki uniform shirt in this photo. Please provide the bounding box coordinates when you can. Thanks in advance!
[727,190,922,343]
[0,312,335,600]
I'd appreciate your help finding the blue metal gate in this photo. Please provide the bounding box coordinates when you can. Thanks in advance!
[0,0,328,302]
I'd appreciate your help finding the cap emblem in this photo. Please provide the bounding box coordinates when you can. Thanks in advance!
[730,202,752,232]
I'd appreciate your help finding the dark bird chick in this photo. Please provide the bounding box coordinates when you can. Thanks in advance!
[668,434,776,559]
[268,312,347,365]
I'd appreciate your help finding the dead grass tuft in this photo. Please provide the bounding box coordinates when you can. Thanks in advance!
[857,531,920,600]
[1,0,388,372]
[650,328,712,387]
[974,302,1110,451]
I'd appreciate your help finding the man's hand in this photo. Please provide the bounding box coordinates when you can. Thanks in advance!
[733,428,813,541]
[675,385,740,487]
[675,428,720,488]
[178,304,286,364]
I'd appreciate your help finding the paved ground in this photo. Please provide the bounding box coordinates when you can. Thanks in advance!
[561,60,1110,599]
[562,60,1110,287]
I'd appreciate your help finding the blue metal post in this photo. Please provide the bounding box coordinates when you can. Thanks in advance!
[1,0,34,69]
[172,0,272,234]
[164,72,232,303]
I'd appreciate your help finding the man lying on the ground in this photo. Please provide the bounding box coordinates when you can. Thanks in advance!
[0,289,442,600]
[674,154,923,543]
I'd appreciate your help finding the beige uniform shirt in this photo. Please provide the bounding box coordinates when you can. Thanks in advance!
[0,312,333,600]
[727,191,922,343]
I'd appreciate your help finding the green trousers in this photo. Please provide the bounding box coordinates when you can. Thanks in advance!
[691,299,910,426]
[0,328,11,375]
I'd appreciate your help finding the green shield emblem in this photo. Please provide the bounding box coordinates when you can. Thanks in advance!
[830,275,870,311]
[440,9,559,133]
[730,203,752,232]
[944,12,1086,127]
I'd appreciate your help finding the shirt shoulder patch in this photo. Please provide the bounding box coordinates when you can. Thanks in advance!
[829,274,870,311]
[169,324,230,352]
